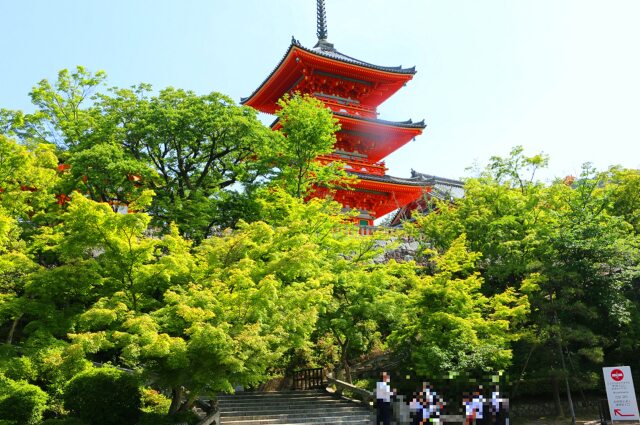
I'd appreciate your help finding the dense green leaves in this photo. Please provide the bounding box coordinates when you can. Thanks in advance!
[274,93,347,198]
[2,68,640,420]
[390,236,528,376]
[99,87,277,239]
[410,148,640,398]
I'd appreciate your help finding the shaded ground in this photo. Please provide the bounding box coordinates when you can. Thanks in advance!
[512,416,604,425]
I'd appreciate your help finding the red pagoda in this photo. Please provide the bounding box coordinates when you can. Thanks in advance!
[243,0,429,229]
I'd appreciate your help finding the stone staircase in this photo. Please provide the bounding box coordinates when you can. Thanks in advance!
[217,390,373,424]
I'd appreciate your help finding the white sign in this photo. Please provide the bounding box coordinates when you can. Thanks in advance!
[603,366,640,421]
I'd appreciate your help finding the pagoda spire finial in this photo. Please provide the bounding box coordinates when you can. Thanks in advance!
[314,0,335,51]
[316,0,327,41]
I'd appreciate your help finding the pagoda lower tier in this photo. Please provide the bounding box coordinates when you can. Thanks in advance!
[312,172,431,226]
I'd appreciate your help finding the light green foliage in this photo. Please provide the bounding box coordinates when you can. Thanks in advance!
[1,66,106,148]
[62,143,155,209]
[140,388,171,414]
[390,236,528,376]
[0,135,59,219]
[274,93,349,198]
[4,68,640,414]
[607,167,640,233]
[316,239,415,382]
[41,190,336,413]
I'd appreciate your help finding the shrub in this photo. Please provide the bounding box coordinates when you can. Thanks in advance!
[140,388,171,414]
[63,367,141,425]
[0,379,48,425]
[2,356,37,382]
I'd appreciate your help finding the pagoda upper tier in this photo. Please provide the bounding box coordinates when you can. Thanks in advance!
[242,21,428,223]
[242,38,416,118]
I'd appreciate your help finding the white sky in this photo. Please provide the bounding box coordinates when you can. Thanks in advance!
[1,0,639,182]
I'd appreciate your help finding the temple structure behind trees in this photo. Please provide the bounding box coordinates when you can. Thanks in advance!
[243,0,461,230]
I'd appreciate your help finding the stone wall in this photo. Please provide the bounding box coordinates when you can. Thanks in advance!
[511,399,602,418]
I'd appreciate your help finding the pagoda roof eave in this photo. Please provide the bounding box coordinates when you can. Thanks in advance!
[269,113,426,131]
[241,38,417,107]
[334,112,426,130]
[409,170,465,188]
[350,172,430,187]
[294,39,416,75]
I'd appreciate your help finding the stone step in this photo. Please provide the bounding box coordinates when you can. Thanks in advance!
[222,413,371,422]
[220,416,372,425]
[217,390,373,425]
[218,391,328,400]
[222,408,370,418]
[220,397,344,402]
[221,406,368,416]
[219,399,356,410]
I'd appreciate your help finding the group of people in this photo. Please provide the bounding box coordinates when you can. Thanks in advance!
[461,388,509,425]
[375,373,509,425]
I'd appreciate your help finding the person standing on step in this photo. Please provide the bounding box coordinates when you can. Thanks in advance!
[376,372,393,425]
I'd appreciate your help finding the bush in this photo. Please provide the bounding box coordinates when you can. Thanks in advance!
[2,356,37,382]
[0,379,48,425]
[63,367,141,425]
[140,388,171,414]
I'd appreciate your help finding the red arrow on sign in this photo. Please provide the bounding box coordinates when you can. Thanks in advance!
[611,369,625,382]
[614,409,635,417]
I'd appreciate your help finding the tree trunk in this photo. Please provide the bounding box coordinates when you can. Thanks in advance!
[180,392,198,413]
[6,314,22,345]
[341,339,352,384]
[169,386,184,415]
[551,373,564,417]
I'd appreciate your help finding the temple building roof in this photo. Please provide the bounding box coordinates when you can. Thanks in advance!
[387,171,465,226]
[301,39,416,75]
[350,172,430,187]
[409,170,465,200]
[241,38,417,112]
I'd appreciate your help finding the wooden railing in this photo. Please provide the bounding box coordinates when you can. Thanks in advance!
[293,368,324,390]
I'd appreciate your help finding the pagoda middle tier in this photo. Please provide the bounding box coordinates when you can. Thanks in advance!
[243,38,428,225]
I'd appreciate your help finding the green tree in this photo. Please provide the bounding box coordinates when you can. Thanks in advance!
[0,135,59,221]
[273,93,347,198]
[1,66,106,149]
[98,86,277,239]
[408,148,640,407]
[31,191,336,415]
[389,236,528,377]
[2,68,279,240]
[315,240,413,383]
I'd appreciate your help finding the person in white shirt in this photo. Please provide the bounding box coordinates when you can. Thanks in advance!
[375,372,393,425]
